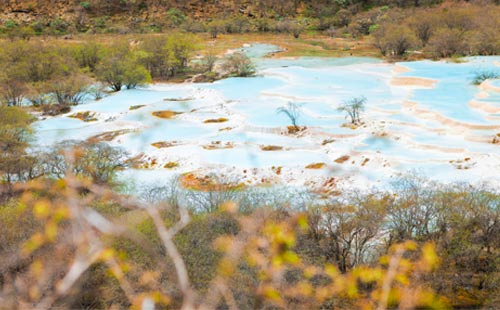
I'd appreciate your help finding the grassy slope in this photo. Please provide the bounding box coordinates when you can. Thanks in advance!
[58,32,379,58]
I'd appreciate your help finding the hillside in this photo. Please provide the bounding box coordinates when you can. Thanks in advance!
[0,0,442,24]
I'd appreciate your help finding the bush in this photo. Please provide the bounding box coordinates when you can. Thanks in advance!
[139,33,198,79]
[49,18,69,34]
[80,1,91,10]
[96,43,151,91]
[221,52,256,77]
[207,20,225,39]
[41,103,71,116]
[255,18,274,32]
[224,16,251,34]
[471,70,500,85]
[373,24,417,57]
[48,73,92,105]
[427,27,468,58]
[347,19,372,38]
[166,8,187,27]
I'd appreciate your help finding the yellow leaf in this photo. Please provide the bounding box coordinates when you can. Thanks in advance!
[218,257,235,277]
[422,243,439,270]
[22,233,45,255]
[282,250,300,265]
[297,214,309,230]
[45,221,58,242]
[100,248,115,261]
[30,259,44,278]
[325,264,339,278]
[33,201,50,219]
[262,286,282,302]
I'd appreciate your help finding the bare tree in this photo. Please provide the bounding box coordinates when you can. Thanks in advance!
[338,96,366,125]
[277,102,302,132]
[201,50,218,73]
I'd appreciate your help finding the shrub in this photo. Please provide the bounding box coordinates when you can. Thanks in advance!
[255,18,274,32]
[80,1,91,10]
[224,16,251,34]
[48,73,92,105]
[200,51,217,73]
[41,103,71,116]
[96,43,151,91]
[49,18,69,34]
[373,24,417,57]
[347,19,372,38]
[471,70,500,85]
[334,9,352,27]
[207,20,225,39]
[74,42,104,71]
[221,52,256,77]
[427,28,468,58]
[139,33,198,79]
[408,13,436,46]
[166,8,187,27]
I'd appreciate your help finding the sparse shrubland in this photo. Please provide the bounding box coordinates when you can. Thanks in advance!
[1,145,499,309]
[0,109,499,309]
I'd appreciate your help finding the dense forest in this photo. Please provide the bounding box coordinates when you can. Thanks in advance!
[1,0,500,309]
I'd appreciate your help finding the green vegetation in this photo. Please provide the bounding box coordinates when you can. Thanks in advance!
[96,42,151,91]
[221,52,256,77]
[0,106,34,184]
[0,33,201,115]
[471,69,500,85]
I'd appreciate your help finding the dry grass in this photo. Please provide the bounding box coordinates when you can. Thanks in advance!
[68,111,97,122]
[202,141,234,150]
[151,141,180,148]
[129,105,146,110]
[180,173,245,191]
[87,129,134,143]
[260,145,283,151]
[305,163,326,169]
[152,110,183,119]
[204,118,229,123]
[334,155,350,164]
[164,162,179,169]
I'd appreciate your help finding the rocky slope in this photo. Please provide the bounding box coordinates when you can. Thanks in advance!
[0,0,305,24]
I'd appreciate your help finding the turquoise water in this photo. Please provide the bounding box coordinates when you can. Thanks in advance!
[32,45,500,188]
[397,59,499,124]
[491,79,500,87]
